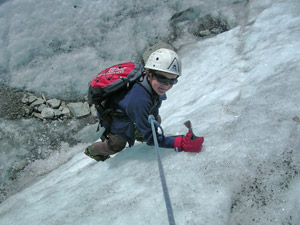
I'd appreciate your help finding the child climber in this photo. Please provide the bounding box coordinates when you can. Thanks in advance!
[85,48,204,161]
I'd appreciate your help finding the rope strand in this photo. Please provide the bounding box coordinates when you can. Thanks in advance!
[148,115,176,225]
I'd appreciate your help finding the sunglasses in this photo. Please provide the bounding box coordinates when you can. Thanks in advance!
[152,72,178,85]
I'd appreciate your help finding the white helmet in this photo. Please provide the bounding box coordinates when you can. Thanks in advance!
[144,48,182,76]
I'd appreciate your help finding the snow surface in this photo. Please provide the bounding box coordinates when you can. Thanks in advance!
[0,0,300,224]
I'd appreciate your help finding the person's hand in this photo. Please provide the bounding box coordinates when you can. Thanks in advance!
[174,130,204,153]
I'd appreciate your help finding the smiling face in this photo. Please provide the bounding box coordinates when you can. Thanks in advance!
[147,71,178,96]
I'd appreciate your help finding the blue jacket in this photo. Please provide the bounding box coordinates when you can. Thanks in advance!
[105,77,175,148]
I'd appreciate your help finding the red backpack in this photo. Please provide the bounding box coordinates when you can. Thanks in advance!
[88,62,144,123]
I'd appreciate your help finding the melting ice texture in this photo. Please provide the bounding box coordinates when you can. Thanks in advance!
[1,0,247,99]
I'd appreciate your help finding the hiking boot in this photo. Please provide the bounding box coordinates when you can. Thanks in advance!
[84,145,110,162]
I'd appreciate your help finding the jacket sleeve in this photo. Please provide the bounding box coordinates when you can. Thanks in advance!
[123,86,175,149]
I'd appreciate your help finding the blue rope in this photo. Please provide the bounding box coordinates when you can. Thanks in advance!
[148,115,176,225]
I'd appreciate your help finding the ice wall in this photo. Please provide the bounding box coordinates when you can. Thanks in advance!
[0,0,246,99]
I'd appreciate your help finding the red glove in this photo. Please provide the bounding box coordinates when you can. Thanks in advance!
[174,130,204,153]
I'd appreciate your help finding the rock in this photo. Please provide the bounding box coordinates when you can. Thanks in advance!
[90,105,97,117]
[61,107,71,117]
[53,109,62,117]
[21,96,29,104]
[37,104,47,112]
[10,160,29,180]
[42,93,47,102]
[188,15,228,37]
[47,99,61,109]
[28,95,38,104]
[23,105,34,116]
[293,116,300,122]
[33,112,44,120]
[198,30,211,36]
[41,108,55,119]
[67,102,90,118]
[18,91,97,121]
[30,98,45,107]
[12,160,28,171]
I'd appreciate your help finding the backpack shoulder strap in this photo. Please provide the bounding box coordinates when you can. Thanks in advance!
[137,76,160,114]
[137,76,152,95]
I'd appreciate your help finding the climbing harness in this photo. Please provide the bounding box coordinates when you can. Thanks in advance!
[148,115,176,225]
